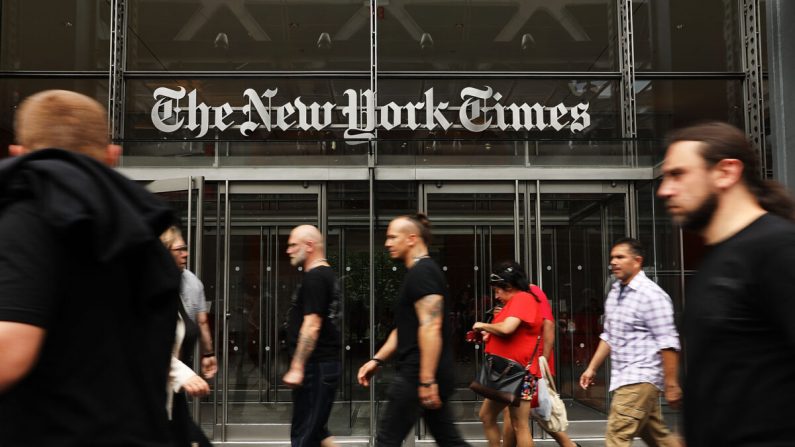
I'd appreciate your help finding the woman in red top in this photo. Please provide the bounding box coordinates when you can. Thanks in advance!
[473,262,543,447]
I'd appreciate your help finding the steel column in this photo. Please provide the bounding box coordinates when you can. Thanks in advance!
[741,0,766,176]
[108,0,127,141]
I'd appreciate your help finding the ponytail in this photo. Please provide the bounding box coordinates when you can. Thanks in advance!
[752,180,795,222]
[403,213,433,245]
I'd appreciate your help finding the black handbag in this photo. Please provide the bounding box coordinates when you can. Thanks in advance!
[469,353,526,406]
[469,336,540,406]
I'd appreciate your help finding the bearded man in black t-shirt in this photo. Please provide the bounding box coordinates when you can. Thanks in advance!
[284,225,342,447]
[658,122,795,446]
[357,214,470,447]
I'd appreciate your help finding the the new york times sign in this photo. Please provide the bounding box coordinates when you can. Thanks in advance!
[151,86,590,142]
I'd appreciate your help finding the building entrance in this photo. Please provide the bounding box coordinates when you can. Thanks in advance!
[147,179,629,442]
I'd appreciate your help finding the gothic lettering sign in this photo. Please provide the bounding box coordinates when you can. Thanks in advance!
[151,86,591,142]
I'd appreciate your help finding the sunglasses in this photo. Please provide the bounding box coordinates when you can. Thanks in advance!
[488,267,514,284]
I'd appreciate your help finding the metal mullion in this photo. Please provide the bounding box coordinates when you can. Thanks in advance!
[535,181,543,290]
[212,183,221,436]
[368,167,376,443]
[221,181,230,441]
[188,177,205,426]
[0,71,108,78]
[258,227,264,403]
[274,229,282,404]
[375,71,621,79]
[740,0,766,175]
[514,180,520,261]
[122,70,370,79]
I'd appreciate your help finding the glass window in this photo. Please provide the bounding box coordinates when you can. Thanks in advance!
[126,0,370,71]
[0,78,109,159]
[636,79,745,140]
[0,0,110,71]
[378,0,617,71]
[634,0,742,72]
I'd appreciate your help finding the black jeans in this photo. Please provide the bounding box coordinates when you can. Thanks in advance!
[375,375,471,447]
[291,361,341,447]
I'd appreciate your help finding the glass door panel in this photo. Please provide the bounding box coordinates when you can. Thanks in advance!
[539,188,627,414]
[146,177,213,436]
[423,183,531,434]
[221,186,321,440]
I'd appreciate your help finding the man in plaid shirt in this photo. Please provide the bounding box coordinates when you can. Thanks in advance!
[579,238,682,447]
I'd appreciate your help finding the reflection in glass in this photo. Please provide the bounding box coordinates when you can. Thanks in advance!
[0,0,110,70]
[634,0,741,71]
[425,189,529,426]
[221,193,319,431]
[540,193,625,413]
[0,78,109,159]
[378,0,617,71]
[126,0,370,71]
[635,79,744,139]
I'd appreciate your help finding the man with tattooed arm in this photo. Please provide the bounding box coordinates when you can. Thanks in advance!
[357,214,470,447]
[283,225,342,447]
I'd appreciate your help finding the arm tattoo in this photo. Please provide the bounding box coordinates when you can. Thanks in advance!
[417,295,443,326]
[293,333,318,365]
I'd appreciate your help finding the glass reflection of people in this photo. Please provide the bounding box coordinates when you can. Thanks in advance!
[357,214,470,447]
[472,262,542,447]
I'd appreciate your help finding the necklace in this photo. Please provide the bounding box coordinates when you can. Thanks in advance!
[412,254,430,263]
[308,258,328,268]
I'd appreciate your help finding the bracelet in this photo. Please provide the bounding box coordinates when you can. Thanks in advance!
[202,352,216,358]
[371,357,384,366]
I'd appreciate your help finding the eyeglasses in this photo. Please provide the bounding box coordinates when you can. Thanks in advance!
[170,245,188,253]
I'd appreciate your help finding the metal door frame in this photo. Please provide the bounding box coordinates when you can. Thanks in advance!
[219,182,323,441]
[146,176,207,428]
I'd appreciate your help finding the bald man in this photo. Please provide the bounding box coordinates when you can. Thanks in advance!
[0,90,179,445]
[284,225,342,447]
[357,214,469,447]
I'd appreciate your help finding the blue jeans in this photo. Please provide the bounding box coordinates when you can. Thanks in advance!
[291,361,341,447]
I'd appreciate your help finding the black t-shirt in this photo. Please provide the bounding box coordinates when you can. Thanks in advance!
[0,201,179,446]
[684,214,795,446]
[394,258,454,393]
[287,265,341,362]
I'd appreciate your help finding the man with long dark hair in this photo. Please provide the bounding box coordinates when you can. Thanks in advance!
[658,121,795,446]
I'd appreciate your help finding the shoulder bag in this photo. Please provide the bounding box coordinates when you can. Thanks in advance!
[532,356,569,432]
[469,336,540,407]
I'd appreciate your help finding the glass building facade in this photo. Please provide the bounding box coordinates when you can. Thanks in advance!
[0,0,775,443]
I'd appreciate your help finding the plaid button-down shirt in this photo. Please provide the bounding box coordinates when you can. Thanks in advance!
[601,270,680,392]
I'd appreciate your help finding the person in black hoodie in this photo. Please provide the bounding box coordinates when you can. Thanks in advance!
[0,90,180,446]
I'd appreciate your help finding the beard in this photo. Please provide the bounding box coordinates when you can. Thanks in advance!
[290,248,307,267]
[679,192,718,232]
